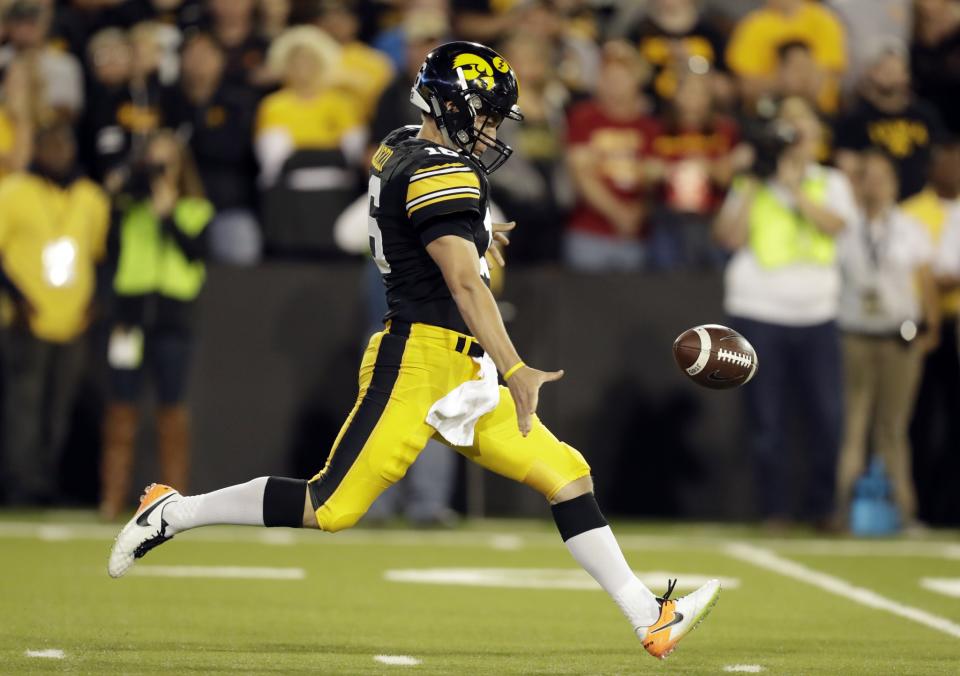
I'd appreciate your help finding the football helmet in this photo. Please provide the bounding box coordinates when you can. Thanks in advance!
[410,41,523,174]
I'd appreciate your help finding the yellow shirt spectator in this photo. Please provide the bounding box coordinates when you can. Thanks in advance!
[332,42,394,123]
[727,0,847,113]
[0,172,109,343]
[256,87,361,150]
[902,188,960,316]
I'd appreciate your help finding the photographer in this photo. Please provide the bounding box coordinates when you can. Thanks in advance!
[99,130,213,521]
[713,97,858,530]
[834,150,940,532]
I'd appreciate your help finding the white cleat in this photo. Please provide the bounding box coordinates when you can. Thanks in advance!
[108,483,181,578]
[636,578,721,659]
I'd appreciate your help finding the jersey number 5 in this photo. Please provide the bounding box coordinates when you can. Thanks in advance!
[368,175,391,274]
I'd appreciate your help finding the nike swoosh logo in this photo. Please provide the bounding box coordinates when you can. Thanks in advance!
[650,611,684,634]
[707,371,740,382]
[136,493,176,527]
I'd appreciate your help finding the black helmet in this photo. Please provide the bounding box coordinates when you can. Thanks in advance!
[410,41,523,174]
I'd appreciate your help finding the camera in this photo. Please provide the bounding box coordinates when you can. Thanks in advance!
[121,161,165,200]
[745,119,800,179]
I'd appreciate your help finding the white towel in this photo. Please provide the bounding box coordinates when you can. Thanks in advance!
[426,353,501,446]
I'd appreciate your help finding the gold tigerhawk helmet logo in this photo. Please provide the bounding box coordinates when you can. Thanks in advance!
[453,53,496,90]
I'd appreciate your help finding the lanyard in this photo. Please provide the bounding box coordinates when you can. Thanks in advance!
[862,212,892,271]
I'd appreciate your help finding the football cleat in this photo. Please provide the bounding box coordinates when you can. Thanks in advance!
[637,578,721,660]
[108,483,180,578]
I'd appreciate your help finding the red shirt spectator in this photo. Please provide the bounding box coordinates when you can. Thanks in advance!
[650,74,741,215]
[566,46,658,244]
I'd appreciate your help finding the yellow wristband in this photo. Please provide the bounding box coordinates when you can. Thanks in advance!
[503,361,526,381]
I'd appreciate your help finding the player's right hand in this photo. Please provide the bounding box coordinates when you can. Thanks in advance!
[507,365,564,437]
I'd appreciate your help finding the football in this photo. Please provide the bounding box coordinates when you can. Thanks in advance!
[672,324,759,390]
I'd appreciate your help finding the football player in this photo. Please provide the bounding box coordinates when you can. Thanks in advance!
[108,41,719,659]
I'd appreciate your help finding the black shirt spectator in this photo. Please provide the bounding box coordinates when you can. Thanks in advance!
[834,98,944,200]
[834,46,946,200]
[81,25,175,180]
[911,0,960,136]
[164,32,258,214]
[205,0,272,94]
[626,0,731,110]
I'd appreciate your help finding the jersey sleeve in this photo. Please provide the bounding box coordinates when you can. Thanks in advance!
[404,158,482,231]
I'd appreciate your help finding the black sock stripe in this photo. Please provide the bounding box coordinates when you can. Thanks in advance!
[308,332,407,510]
[551,492,607,542]
[263,477,308,527]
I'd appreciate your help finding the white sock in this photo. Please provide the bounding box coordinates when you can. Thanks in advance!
[564,526,660,628]
[163,477,268,535]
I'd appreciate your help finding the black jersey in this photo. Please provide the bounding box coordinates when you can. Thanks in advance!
[368,126,493,334]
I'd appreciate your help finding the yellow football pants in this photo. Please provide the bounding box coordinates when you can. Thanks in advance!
[307,321,591,531]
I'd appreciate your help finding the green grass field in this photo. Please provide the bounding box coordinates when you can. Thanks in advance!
[2,514,959,675]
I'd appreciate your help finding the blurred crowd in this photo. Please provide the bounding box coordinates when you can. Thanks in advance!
[0,0,959,530]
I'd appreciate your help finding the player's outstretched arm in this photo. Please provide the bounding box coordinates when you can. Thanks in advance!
[426,234,563,436]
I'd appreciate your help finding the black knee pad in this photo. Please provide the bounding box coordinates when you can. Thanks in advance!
[551,492,608,542]
[263,477,308,527]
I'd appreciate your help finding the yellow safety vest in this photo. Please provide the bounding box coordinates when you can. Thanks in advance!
[748,171,836,269]
[113,198,212,301]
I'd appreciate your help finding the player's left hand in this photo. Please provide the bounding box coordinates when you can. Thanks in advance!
[489,221,515,267]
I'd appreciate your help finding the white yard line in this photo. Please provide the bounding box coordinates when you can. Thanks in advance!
[384,568,740,591]
[726,543,960,639]
[373,655,421,666]
[722,666,764,673]
[128,565,305,580]
[1,521,958,557]
[24,649,65,659]
[920,578,960,599]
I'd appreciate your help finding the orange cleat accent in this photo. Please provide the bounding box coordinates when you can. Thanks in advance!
[136,484,175,515]
[638,578,721,660]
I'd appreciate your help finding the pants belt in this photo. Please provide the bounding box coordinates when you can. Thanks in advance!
[387,321,485,358]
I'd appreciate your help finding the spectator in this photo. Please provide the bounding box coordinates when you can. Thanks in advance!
[207,0,272,92]
[774,41,824,113]
[565,42,657,272]
[834,150,940,532]
[626,0,734,111]
[0,123,109,505]
[646,70,748,270]
[80,27,133,180]
[726,0,847,115]
[771,41,836,163]
[827,0,911,98]
[904,139,960,522]
[81,22,173,181]
[834,41,945,201]
[0,58,34,177]
[0,0,85,122]
[256,25,364,186]
[713,97,858,529]
[99,130,213,520]
[311,0,394,123]
[911,0,960,136]
[166,31,261,265]
[368,0,449,70]
[256,26,364,255]
[487,32,572,265]
[514,0,600,98]
[367,10,448,151]
[259,0,292,41]
[451,0,518,43]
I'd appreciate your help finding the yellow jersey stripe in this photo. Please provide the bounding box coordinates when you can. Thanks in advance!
[407,192,480,217]
[406,171,480,203]
[413,162,465,174]
[409,166,474,182]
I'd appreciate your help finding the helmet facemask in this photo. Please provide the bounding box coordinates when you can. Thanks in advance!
[414,66,523,174]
